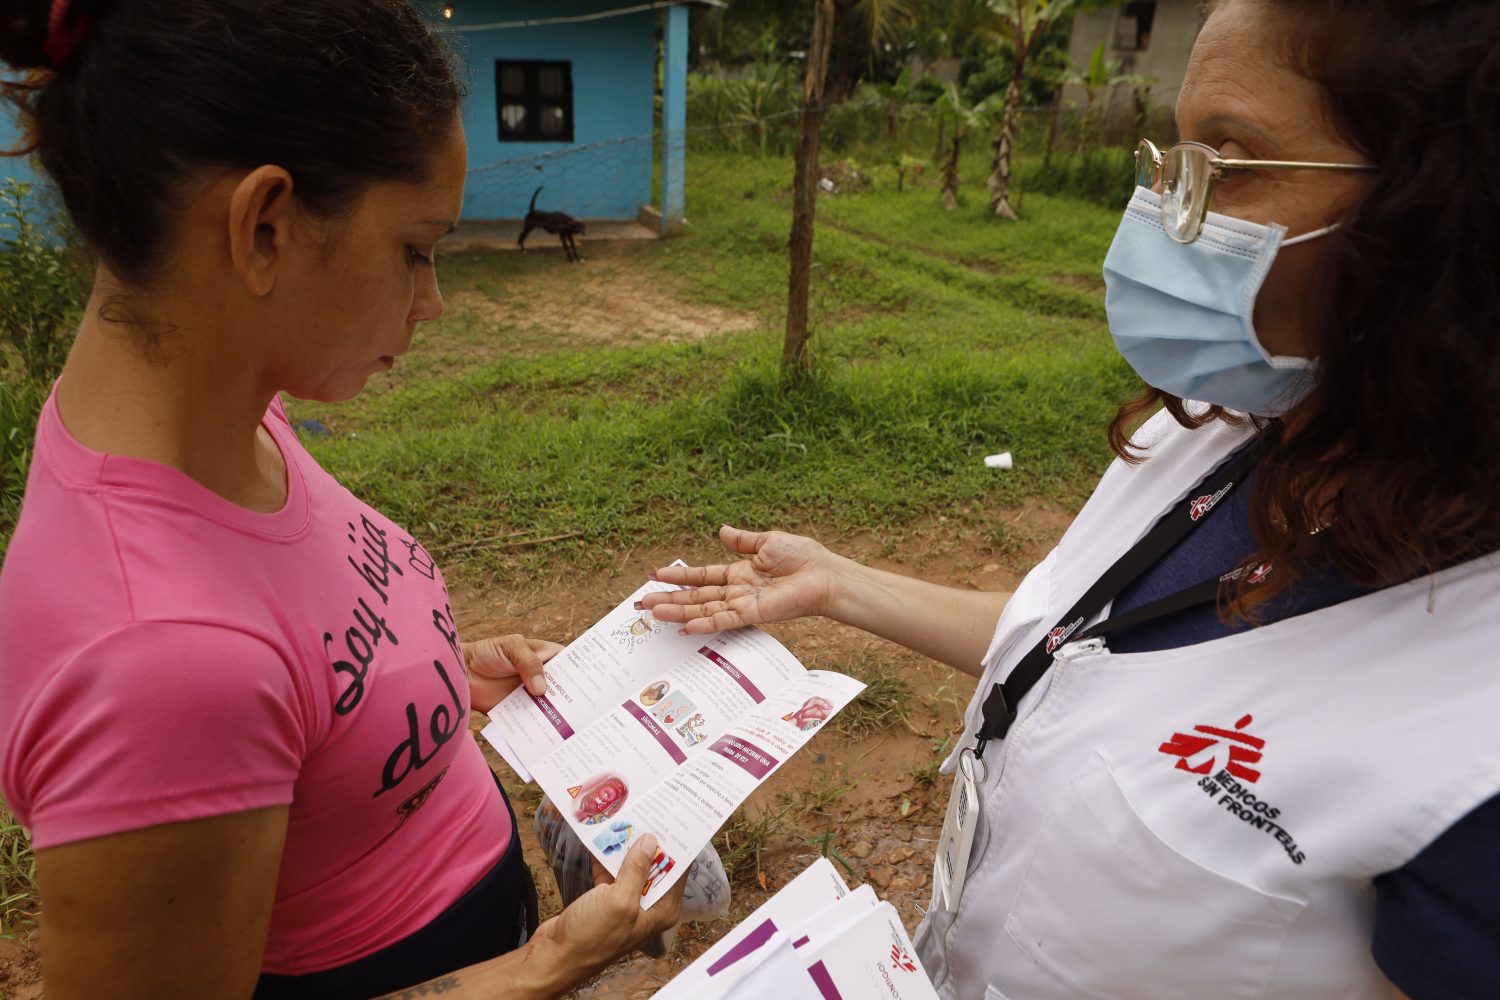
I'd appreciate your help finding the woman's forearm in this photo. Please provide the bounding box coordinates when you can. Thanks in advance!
[823,554,1009,677]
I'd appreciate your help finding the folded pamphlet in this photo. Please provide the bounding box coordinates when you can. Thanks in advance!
[658,857,940,1000]
[655,857,851,998]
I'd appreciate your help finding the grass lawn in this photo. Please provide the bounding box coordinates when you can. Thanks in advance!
[284,147,1137,583]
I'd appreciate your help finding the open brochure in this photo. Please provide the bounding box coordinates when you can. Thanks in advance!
[658,857,941,1000]
[480,573,866,908]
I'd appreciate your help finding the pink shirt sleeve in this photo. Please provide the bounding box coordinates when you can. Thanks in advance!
[9,620,309,850]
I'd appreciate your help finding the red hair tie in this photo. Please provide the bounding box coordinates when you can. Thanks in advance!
[43,0,91,68]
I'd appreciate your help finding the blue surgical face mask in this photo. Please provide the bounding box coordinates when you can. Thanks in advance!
[1102,186,1332,415]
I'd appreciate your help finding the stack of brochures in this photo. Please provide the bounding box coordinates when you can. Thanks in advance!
[481,571,867,908]
[655,857,940,1000]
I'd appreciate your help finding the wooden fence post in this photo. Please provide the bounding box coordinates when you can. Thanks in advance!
[783,0,835,376]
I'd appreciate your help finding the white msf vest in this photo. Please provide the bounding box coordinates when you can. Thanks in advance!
[914,409,1500,999]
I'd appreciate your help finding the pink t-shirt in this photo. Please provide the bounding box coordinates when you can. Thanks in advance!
[0,388,511,974]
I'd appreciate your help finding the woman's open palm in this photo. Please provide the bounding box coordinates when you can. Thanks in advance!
[641,526,835,633]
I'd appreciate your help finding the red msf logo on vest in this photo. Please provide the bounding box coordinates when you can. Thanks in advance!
[1188,483,1233,521]
[1158,713,1264,783]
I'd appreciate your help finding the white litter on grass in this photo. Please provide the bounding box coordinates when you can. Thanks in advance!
[984,452,1013,470]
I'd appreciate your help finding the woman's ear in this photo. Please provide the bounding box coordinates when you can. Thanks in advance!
[227,166,297,297]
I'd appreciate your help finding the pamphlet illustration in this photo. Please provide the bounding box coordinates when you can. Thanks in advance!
[481,571,866,908]
[593,820,635,855]
[612,611,664,652]
[573,772,628,824]
[783,695,834,731]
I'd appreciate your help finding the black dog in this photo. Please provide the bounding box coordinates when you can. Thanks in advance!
[517,186,585,262]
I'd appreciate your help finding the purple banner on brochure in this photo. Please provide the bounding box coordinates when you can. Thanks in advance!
[706,918,778,977]
[708,735,779,779]
[698,646,765,703]
[529,693,575,740]
[807,961,843,999]
[623,700,687,764]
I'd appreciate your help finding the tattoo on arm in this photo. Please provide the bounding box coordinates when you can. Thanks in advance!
[374,974,462,998]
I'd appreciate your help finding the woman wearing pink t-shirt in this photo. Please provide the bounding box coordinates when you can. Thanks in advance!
[0,1,683,996]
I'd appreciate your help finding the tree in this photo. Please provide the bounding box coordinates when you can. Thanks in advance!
[933,83,998,209]
[785,0,837,376]
[844,0,916,56]
[858,65,920,137]
[829,0,916,97]
[1051,40,1153,159]
[1063,40,1152,106]
[982,0,1084,220]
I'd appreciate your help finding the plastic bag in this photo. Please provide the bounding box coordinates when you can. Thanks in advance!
[534,795,731,957]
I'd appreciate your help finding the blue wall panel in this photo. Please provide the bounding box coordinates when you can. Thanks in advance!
[429,1,657,221]
[0,102,61,226]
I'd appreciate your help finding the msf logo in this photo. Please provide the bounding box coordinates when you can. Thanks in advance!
[1159,713,1265,784]
[889,944,917,973]
[1189,483,1234,521]
[1044,617,1085,654]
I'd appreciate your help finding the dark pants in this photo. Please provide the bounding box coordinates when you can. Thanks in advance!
[254,774,537,999]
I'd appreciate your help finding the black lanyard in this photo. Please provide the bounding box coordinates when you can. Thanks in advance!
[973,438,1268,760]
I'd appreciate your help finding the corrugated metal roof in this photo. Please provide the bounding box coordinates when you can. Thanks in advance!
[447,0,726,32]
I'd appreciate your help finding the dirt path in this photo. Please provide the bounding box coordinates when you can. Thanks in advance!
[0,508,1067,998]
[445,242,759,354]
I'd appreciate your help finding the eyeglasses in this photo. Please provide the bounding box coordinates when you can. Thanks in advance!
[1134,138,1376,244]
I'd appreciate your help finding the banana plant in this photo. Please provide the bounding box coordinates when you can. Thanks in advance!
[934,82,1000,209]
[1064,40,1154,107]
[982,0,1084,220]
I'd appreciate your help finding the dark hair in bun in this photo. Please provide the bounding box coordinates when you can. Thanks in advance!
[0,0,461,286]
[0,0,62,69]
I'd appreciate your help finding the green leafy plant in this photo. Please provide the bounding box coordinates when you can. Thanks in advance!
[0,801,38,942]
[934,82,1000,209]
[0,179,89,550]
[805,828,857,877]
[1018,145,1134,207]
[1064,40,1154,109]
[910,734,955,786]
[0,179,88,383]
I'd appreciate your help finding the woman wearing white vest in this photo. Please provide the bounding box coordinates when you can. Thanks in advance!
[643,1,1500,997]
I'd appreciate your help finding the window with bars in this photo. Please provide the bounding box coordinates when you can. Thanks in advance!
[495,60,574,142]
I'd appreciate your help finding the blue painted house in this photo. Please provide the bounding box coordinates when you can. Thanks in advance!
[424,0,723,232]
[0,1,721,234]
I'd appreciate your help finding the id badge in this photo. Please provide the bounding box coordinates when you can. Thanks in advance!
[936,746,985,912]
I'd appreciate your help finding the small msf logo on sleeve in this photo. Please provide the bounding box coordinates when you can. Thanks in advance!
[1188,483,1234,521]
